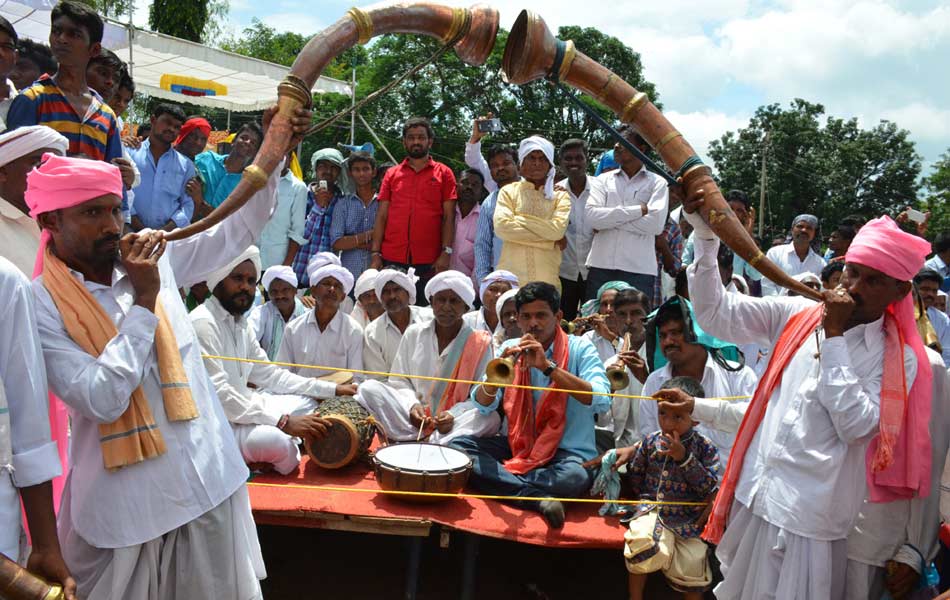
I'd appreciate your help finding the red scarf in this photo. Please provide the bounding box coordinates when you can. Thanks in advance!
[702,303,822,544]
[431,330,493,415]
[502,328,571,475]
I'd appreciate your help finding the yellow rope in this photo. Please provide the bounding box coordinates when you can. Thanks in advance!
[202,354,751,403]
[247,481,708,507]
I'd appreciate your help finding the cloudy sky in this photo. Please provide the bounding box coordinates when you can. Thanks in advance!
[140,0,950,174]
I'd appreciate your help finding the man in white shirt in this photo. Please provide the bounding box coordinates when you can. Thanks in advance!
[0,258,75,597]
[556,138,595,321]
[257,154,308,270]
[278,252,364,380]
[363,268,432,379]
[0,125,68,275]
[760,213,827,296]
[584,126,668,303]
[29,105,311,598]
[637,296,757,470]
[247,265,308,360]
[913,268,950,366]
[192,246,357,475]
[349,267,384,329]
[463,269,519,336]
[681,201,932,600]
[357,270,499,444]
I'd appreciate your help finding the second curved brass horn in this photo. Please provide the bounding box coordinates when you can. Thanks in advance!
[606,332,632,391]
[486,350,522,386]
[165,2,500,242]
[501,11,821,301]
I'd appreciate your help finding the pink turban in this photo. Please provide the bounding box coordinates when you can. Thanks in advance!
[26,153,124,276]
[845,215,933,502]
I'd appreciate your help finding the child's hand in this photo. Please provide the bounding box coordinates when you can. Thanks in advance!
[657,430,687,462]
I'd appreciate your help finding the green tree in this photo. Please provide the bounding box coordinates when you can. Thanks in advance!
[149,0,210,43]
[74,0,133,19]
[708,99,921,238]
[922,151,950,236]
[220,19,308,67]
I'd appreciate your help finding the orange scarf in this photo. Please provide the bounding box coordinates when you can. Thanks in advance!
[41,247,198,470]
[502,328,571,475]
[432,329,493,415]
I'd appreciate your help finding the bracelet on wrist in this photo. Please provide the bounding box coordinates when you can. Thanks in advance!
[276,414,290,431]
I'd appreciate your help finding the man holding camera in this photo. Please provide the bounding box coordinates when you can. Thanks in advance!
[290,148,346,288]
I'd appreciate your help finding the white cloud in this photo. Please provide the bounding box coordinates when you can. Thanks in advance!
[258,13,326,37]
[665,109,751,166]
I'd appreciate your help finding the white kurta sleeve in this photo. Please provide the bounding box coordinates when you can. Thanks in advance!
[169,161,282,289]
[246,332,336,399]
[362,325,389,381]
[1,265,60,488]
[687,236,810,349]
[191,315,276,426]
[464,141,495,193]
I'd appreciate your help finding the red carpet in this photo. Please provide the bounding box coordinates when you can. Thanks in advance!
[248,454,626,549]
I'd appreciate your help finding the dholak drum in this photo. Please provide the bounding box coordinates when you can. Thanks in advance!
[373,443,473,502]
[304,396,376,469]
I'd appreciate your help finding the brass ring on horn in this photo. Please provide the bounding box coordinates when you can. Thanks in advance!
[749,251,766,268]
[655,131,682,152]
[621,92,648,123]
[347,7,374,45]
[557,40,576,82]
[442,7,471,44]
[243,165,269,191]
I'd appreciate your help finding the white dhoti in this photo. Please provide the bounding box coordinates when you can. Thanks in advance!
[60,483,265,600]
[714,500,847,600]
[843,559,886,600]
[232,394,318,475]
[355,379,500,444]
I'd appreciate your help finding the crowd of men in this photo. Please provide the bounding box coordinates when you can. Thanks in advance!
[2,2,950,600]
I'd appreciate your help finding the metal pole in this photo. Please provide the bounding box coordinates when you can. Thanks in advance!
[358,114,398,164]
[226,110,231,131]
[349,66,357,145]
[757,131,769,237]
[125,2,134,77]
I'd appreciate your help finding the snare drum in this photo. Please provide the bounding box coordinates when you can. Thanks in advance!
[373,443,473,502]
[304,396,376,469]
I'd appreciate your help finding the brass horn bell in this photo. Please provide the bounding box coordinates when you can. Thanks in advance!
[485,351,522,386]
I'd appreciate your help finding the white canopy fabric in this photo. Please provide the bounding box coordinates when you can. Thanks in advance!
[0,0,351,111]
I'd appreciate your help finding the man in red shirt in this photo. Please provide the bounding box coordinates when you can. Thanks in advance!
[370,116,456,305]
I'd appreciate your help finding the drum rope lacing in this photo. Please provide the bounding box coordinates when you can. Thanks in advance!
[201,354,752,403]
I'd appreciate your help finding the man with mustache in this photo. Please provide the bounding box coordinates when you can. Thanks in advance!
[760,213,827,296]
[556,138,596,321]
[191,246,357,475]
[27,104,311,598]
[248,265,308,360]
[363,267,432,380]
[494,136,571,290]
[357,270,498,444]
[679,193,936,599]
[637,296,757,470]
[193,121,264,212]
[277,252,364,380]
[450,282,611,529]
[472,144,520,283]
[369,117,456,306]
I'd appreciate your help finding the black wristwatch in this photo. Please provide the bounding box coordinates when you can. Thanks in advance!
[542,360,557,377]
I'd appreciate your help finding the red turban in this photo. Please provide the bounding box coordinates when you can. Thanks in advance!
[174,117,212,146]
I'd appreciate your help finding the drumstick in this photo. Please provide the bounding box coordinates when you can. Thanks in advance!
[416,417,426,442]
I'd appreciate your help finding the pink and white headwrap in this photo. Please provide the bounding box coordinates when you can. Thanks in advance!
[846,215,933,501]
[26,153,124,277]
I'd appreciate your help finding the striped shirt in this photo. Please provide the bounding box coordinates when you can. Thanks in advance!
[328,192,378,282]
[291,192,339,287]
[6,74,122,163]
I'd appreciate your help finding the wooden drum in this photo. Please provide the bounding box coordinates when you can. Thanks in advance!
[373,443,473,502]
[304,396,376,469]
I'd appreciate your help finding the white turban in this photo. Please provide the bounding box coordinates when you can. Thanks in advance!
[306,251,354,295]
[262,265,297,291]
[781,271,821,296]
[494,287,520,325]
[206,246,261,292]
[517,135,556,199]
[0,125,68,168]
[354,268,379,299]
[425,270,476,309]
[478,269,519,302]
[375,267,419,304]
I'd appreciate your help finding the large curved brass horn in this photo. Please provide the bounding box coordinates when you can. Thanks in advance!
[165,2,499,242]
[501,11,821,301]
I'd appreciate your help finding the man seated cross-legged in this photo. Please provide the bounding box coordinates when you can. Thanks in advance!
[356,270,499,444]
[191,245,357,475]
[450,281,610,529]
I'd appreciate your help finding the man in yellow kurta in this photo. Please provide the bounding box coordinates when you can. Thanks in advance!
[494,136,571,290]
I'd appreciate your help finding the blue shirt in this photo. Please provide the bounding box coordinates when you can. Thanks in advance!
[473,189,504,283]
[329,192,378,282]
[194,151,241,208]
[925,255,950,292]
[927,306,950,366]
[474,334,610,462]
[128,140,196,229]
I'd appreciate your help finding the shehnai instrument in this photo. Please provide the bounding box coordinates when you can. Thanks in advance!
[485,349,523,386]
[606,332,632,391]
